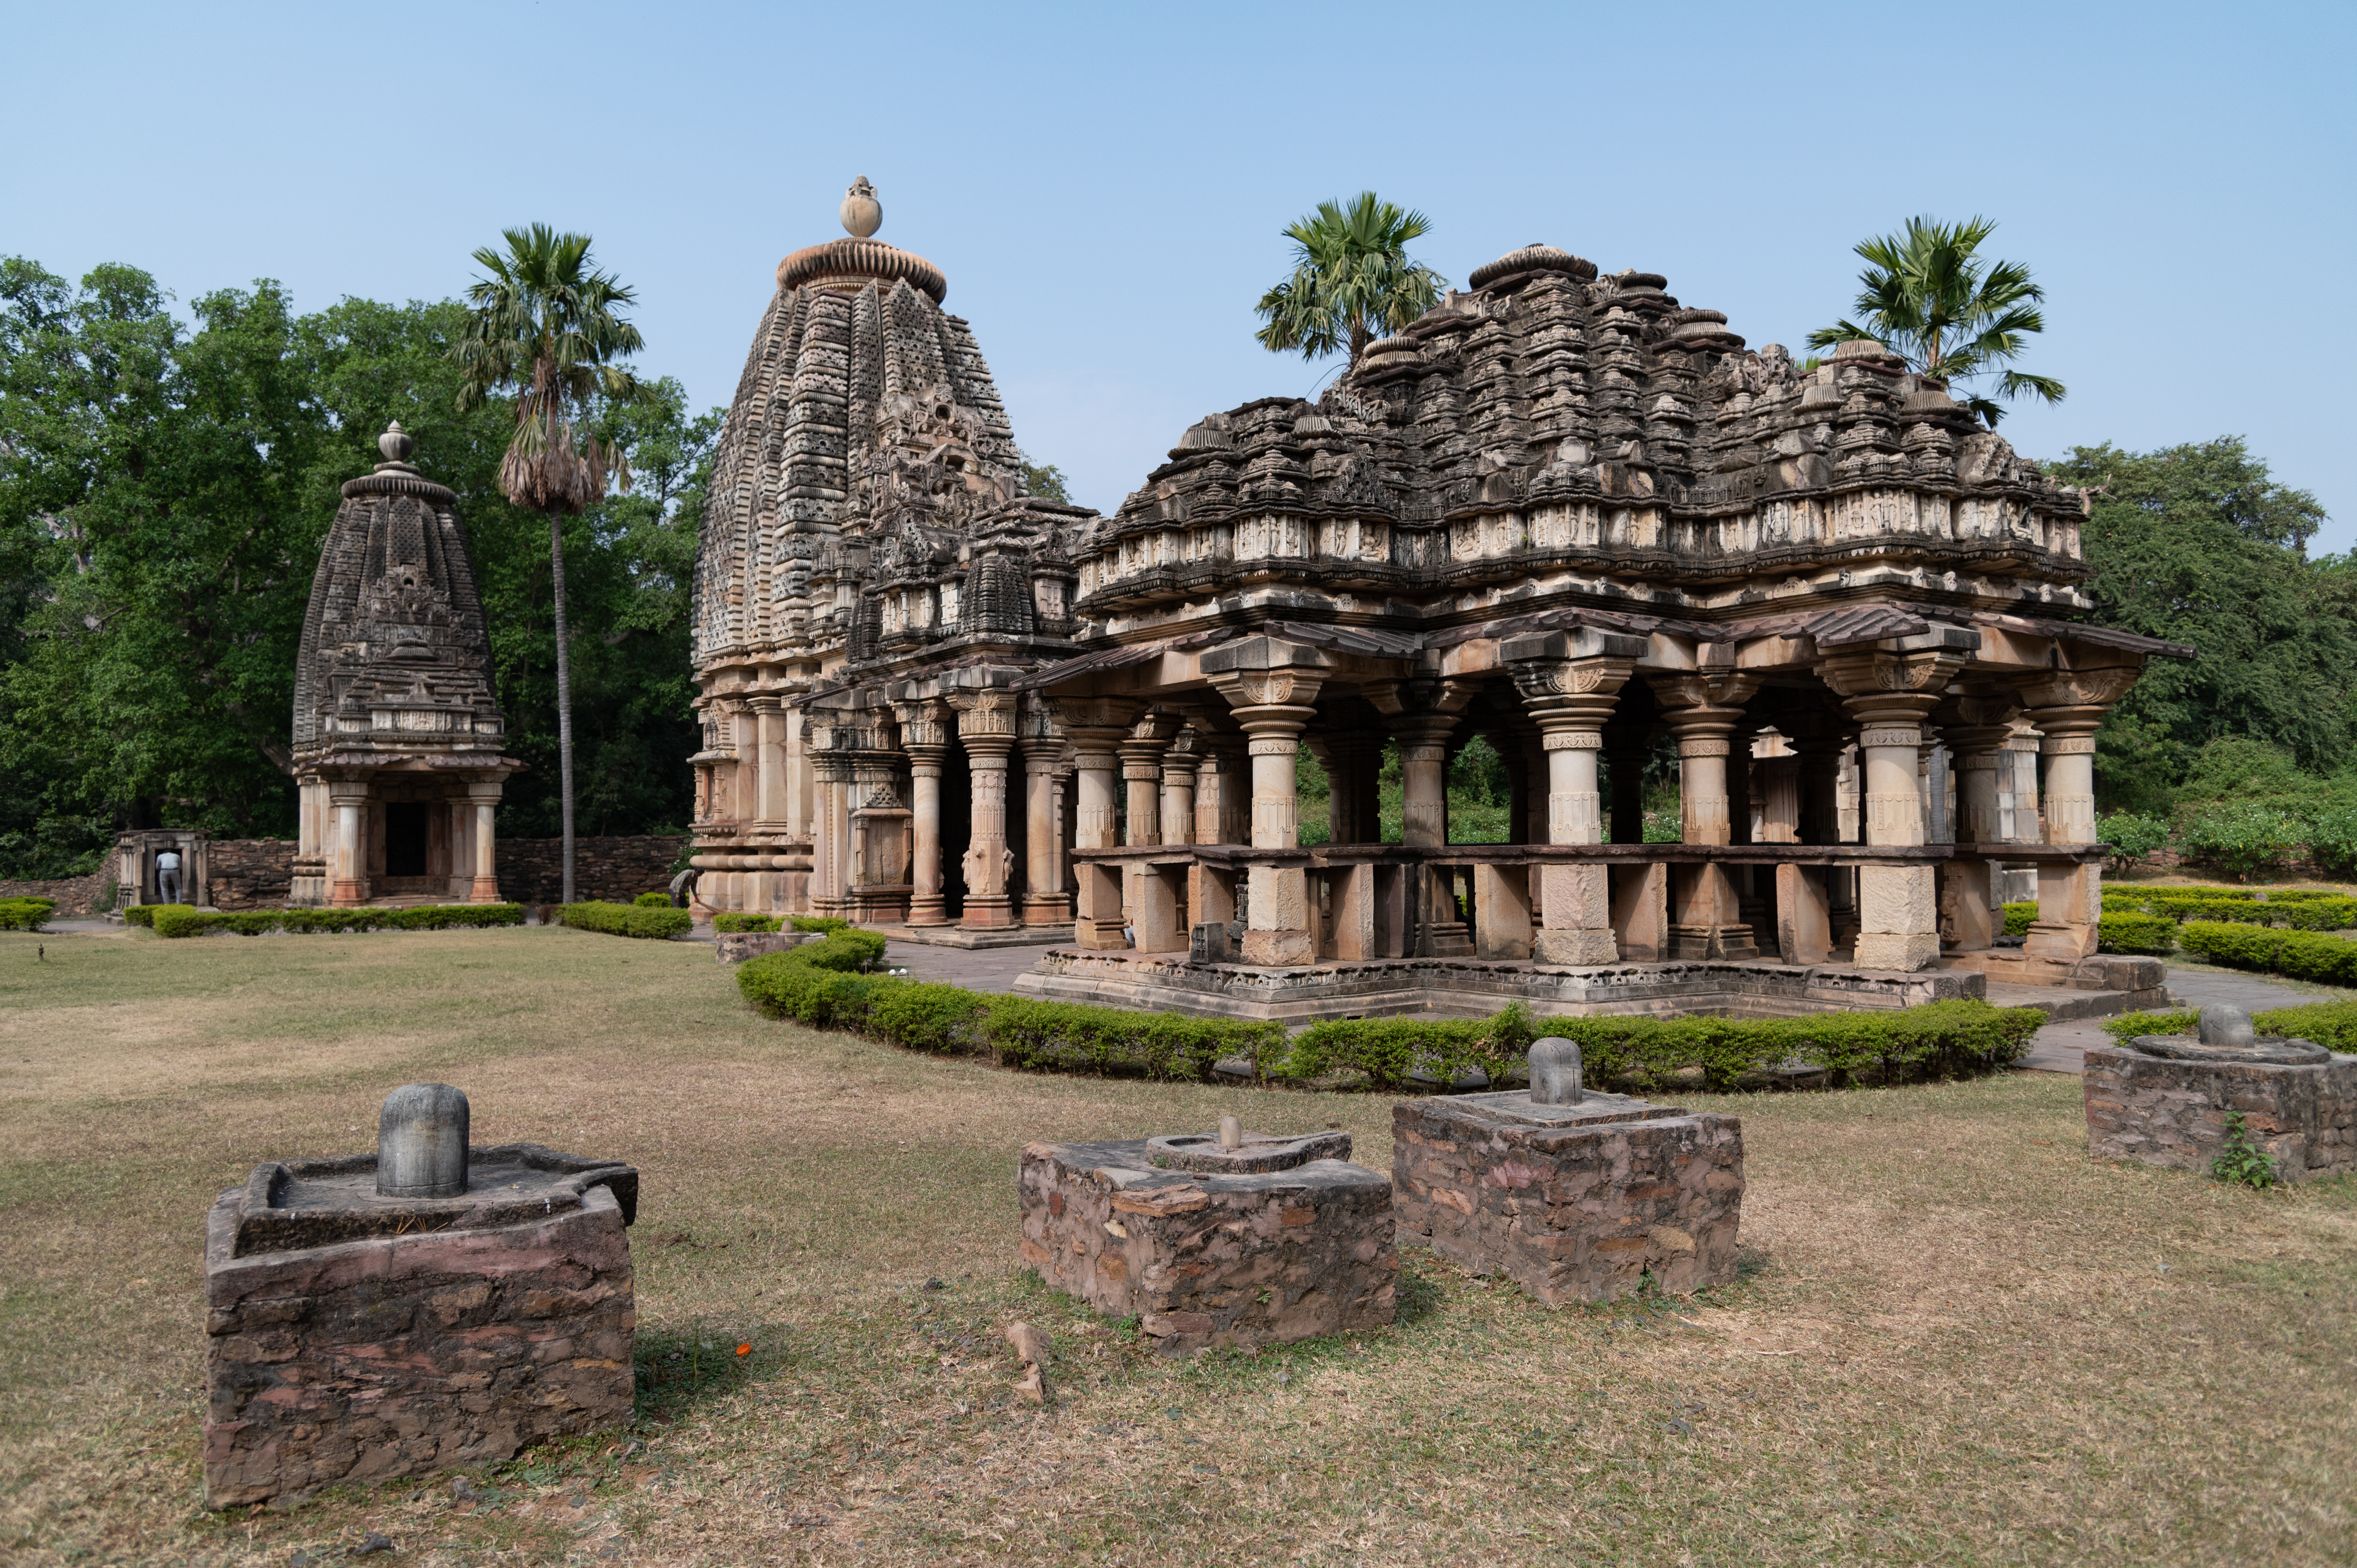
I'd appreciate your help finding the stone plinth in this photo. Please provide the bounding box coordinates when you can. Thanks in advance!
[1018,1134,1394,1354]
[1392,1091,1743,1303]
[2085,1041,2357,1181]
[202,1144,639,1507]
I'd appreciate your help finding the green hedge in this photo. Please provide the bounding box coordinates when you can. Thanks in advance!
[2104,888,2357,931]
[2003,902,2036,937]
[634,891,676,908]
[736,946,2043,1089]
[713,912,781,934]
[559,901,694,940]
[790,915,852,934]
[2103,1001,2357,1052]
[122,903,180,928]
[2175,921,2357,986]
[2097,913,2177,955]
[0,897,56,932]
[150,904,526,938]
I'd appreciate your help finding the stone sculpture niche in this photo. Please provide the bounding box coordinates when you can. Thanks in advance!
[1392,1037,1745,1303]
[2085,1004,2357,1180]
[1019,1125,1395,1354]
[202,1085,638,1507]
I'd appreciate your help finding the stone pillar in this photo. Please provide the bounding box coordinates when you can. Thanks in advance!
[898,701,951,927]
[1820,635,1974,972]
[467,782,502,903]
[1506,631,1642,966]
[1938,701,2018,953]
[951,691,1021,930]
[329,785,371,907]
[1649,673,1761,961]
[1204,641,1327,966]
[2016,667,2136,962]
[1159,729,1200,847]
[752,697,788,825]
[1366,676,1475,958]
[1058,698,1142,948]
[811,743,851,918]
[1021,695,1070,925]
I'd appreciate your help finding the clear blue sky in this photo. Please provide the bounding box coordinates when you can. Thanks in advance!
[7,0,2352,550]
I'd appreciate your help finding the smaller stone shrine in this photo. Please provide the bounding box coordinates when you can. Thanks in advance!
[2085,1004,2357,1180]
[203,1085,638,1508]
[1392,1038,1743,1303]
[1018,1118,1394,1354]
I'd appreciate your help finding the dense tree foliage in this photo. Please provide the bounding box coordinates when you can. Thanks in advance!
[2055,438,2354,816]
[1253,193,1446,368]
[0,259,715,878]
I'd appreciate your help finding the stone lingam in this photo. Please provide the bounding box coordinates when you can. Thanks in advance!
[203,1085,639,1508]
[1392,1037,1745,1304]
[2085,1004,2357,1180]
[1019,1116,1394,1354]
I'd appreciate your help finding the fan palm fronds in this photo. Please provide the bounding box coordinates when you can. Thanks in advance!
[1255,193,1448,367]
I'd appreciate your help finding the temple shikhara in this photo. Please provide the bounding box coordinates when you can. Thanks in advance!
[287,424,520,907]
[685,182,2184,1019]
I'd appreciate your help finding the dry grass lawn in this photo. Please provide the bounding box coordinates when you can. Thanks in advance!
[1,923,2353,1567]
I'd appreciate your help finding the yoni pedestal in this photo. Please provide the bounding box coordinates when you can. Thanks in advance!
[202,1088,639,1507]
[1018,1127,1394,1354]
[1392,1042,1743,1303]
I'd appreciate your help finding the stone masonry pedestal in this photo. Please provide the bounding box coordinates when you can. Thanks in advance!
[1392,1091,1744,1303]
[202,1142,639,1507]
[1018,1132,1394,1354]
[2085,1015,2357,1181]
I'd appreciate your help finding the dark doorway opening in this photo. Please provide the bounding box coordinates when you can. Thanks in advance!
[941,740,972,920]
[385,803,430,877]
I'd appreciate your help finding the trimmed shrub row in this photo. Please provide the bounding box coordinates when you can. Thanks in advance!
[150,904,526,938]
[2104,890,2357,932]
[736,950,2045,1089]
[711,913,850,936]
[0,896,57,932]
[713,912,779,933]
[2175,921,2357,986]
[633,892,676,908]
[2103,1001,2357,1053]
[559,901,694,940]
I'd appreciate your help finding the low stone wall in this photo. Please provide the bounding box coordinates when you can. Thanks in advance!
[1018,1137,1395,1354]
[494,836,685,906]
[201,1184,635,1506]
[1014,948,1984,1023]
[209,839,298,909]
[0,867,113,916]
[2084,1045,2357,1181]
[1392,1092,1745,1302]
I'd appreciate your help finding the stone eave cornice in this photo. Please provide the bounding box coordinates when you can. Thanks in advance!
[339,470,457,506]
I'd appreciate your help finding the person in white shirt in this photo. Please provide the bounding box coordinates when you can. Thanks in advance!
[156,849,184,904]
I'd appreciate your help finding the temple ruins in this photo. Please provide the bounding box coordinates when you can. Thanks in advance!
[688,185,2186,1016]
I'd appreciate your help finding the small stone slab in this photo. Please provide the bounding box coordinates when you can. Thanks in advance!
[1146,1129,1350,1173]
[1019,1137,1394,1354]
[2127,1034,2331,1067]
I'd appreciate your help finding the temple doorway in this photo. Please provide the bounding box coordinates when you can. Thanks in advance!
[384,802,430,878]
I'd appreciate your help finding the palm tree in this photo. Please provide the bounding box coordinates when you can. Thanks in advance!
[1808,215,2064,426]
[1254,193,1447,369]
[453,225,643,905]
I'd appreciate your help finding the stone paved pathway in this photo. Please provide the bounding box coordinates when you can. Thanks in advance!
[2017,966,2321,1074]
[882,938,1054,994]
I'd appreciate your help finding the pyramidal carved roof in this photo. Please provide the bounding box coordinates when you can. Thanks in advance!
[292,424,510,768]
[1079,244,2093,621]
[694,179,1049,667]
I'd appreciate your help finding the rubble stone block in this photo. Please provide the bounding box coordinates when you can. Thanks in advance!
[202,1145,637,1507]
[2084,1043,2357,1181]
[1018,1134,1394,1354]
[1392,1091,1743,1303]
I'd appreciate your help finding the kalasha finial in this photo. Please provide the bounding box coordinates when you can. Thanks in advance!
[840,175,882,239]
[378,421,415,465]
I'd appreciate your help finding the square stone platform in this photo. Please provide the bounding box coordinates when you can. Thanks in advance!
[1018,1135,1395,1354]
[1392,1091,1744,1303]
[203,1145,637,1507]
[2085,1045,2357,1180]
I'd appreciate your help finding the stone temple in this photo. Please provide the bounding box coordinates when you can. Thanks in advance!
[687,185,2184,1018]
[288,425,520,907]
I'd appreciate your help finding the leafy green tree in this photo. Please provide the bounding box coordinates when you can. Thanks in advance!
[1018,453,1071,505]
[1808,215,2063,426]
[455,226,645,902]
[1254,193,1447,367]
[2054,439,2352,808]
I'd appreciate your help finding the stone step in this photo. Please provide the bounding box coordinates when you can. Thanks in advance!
[1984,982,2164,1021]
